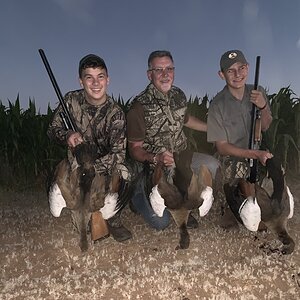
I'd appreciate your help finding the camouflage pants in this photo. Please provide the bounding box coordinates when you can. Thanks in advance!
[214,155,250,209]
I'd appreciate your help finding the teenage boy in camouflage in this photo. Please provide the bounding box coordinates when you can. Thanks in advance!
[48,54,132,242]
[207,49,273,228]
[127,50,219,230]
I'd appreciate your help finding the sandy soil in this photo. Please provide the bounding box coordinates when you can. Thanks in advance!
[0,175,299,300]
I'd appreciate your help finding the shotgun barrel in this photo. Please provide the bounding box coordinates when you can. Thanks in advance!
[248,56,261,183]
[38,49,77,132]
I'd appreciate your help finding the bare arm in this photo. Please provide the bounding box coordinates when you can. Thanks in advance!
[260,105,272,131]
[184,115,207,132]
[216,140,273,166]
[128,140,154,163]
[250,90,272,131]
[128,141,174,166]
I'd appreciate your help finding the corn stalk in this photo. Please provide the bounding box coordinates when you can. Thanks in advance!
[0,89,299,188]
[262,87,300,171]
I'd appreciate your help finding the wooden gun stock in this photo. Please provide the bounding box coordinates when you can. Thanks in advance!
[254,117,262,143]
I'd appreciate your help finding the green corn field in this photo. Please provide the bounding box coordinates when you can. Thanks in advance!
[0,87,299,188]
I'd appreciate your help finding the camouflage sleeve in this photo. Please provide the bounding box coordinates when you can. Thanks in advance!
[47,93,75,145]
[47,106,71,145]
[94,108,126,175]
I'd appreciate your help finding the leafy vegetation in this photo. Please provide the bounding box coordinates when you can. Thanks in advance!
[262,87,300,172]
[184,94,213,155]
[0,87,299,188]
[0,96,66,188]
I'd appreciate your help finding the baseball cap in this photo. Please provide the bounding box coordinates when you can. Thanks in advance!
[220,50,248,71]
[78,54,107,76]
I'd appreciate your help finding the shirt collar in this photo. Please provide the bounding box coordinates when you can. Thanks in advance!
[148,83,171,101]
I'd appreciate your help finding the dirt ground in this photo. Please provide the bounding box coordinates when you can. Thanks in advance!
[0,175,299,300]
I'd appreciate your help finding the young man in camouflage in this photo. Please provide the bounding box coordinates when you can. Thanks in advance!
[48,54,132,242]
[127,50,219,230]
[207,50,273,228]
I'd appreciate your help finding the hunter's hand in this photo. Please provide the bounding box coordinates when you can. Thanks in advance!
[256,150,273,166]
[67,132,83,148]
[156,150,174,167]
[250,90,266,109]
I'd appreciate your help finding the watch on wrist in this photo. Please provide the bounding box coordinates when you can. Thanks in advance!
[259,102,267,110]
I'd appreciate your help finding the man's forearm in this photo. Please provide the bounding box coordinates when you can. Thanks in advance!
[216,141,257,159]
[184,115,207,132]
[128,143,155,163]
[260,106,273,131]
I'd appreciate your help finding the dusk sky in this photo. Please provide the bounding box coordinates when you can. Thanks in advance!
[1,0,300,113]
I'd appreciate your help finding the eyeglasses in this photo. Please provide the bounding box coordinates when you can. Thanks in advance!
[149,66,175,75]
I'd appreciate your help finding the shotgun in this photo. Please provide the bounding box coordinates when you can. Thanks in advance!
[38,49,77,132]
[248,56,261,183]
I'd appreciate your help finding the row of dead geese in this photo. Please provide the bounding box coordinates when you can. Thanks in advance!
[48,143,295,254]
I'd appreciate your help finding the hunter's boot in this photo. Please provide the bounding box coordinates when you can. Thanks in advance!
[107,210,132,242]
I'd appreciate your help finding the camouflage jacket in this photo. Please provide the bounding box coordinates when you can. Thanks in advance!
[131,83,188,154]
[47,89,126,175]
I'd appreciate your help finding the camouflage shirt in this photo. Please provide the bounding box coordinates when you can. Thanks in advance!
[47,89,126,175]
[127,83,188,154]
